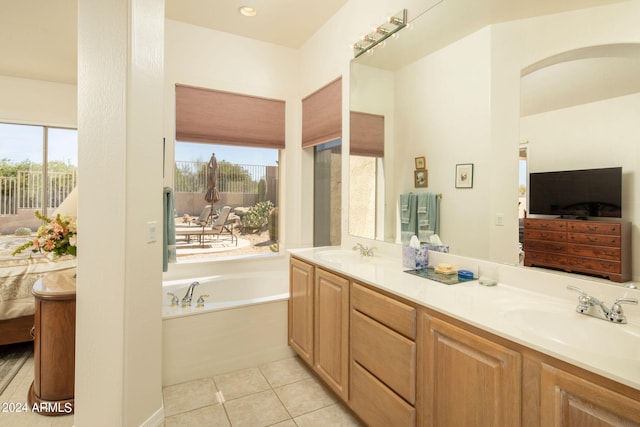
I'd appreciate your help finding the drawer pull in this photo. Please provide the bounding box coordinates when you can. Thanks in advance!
[30,326,35,339]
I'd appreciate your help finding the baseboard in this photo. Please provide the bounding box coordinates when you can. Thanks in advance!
[140,406,165,427]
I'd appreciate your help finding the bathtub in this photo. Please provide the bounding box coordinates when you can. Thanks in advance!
[162,270,294,386]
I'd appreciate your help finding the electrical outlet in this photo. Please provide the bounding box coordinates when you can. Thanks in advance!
[495,214,504,226]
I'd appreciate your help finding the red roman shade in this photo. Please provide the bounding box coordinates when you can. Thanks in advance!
[302,77,342,148]
[350,111,384,157]
[175,84,285,149]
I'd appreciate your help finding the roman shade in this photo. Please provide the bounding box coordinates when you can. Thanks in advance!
[302,77,342,148]
[350,111,384,157]
[175,84,285,149]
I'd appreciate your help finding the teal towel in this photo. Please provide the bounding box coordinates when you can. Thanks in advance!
[417,192,439,242]
[163,187,176,272]
[400,192,417,244]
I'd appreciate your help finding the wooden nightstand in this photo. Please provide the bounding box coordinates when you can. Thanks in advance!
[28,268,76,416]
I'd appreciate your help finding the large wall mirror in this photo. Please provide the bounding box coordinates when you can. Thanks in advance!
[349,0,640,281]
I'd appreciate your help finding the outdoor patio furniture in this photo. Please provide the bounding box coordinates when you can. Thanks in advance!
[175,205,236,247]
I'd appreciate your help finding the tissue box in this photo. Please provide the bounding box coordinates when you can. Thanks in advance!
[403,244,429,269]
[425,244,449,253]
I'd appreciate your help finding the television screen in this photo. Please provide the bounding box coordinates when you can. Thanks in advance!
[528,167,622,218]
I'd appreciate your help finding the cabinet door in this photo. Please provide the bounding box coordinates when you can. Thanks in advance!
[314,268,349,400]
[541,364,640,426]
[421,314,521,427]
[289,258,314,365]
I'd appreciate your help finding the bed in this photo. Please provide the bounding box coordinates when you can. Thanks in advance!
[0,245,76,346]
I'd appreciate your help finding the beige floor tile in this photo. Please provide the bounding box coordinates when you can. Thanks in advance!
[213,367,271,401]
[163,378,219,417]
[268,420,297,427]
[294,403,363,427]
[223,389,290,427]
[165,404,230,427]
[274,377,336,418]
[259,356,312,388]
[50,414,75,426]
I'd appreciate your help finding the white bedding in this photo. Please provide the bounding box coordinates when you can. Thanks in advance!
[0,255,76,320]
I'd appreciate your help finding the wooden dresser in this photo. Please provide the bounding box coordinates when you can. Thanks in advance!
[28,269,76,416]
[523,218,631,282]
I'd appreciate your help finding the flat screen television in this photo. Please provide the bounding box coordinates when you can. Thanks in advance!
[528,167,622,218]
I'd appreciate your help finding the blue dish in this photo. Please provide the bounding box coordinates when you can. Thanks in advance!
[458,269,475,281]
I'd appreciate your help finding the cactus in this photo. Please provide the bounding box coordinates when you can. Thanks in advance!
[268,207,278,241]
[15,227,33,236]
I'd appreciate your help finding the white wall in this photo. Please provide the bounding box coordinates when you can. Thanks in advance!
[394,27,493,259]
[0,75,76,127]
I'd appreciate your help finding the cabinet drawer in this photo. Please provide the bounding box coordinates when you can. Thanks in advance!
[351,310,416,404]
[524,218,567,231]
[567,221,621,235]
[350,360,416,427]
[567,244,621,260]
[567,256,620,274]
[568,233,620,247]
[525,251,567,267]
[523,229,566,242]
[523,240,567,254]
[351,283,416,339]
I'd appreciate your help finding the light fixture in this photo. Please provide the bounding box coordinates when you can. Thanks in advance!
[239,6,257,17]
[352,9,407,58]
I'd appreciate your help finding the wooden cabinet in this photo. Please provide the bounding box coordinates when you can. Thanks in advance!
[289,257,314,365]
[28,269,76,416]
[314,268,349,400]
[420,314,521,427]
[524,218,631,282]
[350,283,417,427]
[289,257,349,400]
[540,364,640,426]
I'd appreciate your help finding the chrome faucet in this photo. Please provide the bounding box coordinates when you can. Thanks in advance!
[567,285,637,324]
[182,281,199,307]
[352,243,376,256]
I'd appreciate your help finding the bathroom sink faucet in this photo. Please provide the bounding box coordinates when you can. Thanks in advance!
[567,285,637,324]
[353,243,376,256]
[182,281,199,307]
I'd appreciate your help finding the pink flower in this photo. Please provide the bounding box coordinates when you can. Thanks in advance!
[32,238,40,249]
[42,239,56,251]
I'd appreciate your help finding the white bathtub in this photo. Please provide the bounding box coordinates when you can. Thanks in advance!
[162,270,294,386]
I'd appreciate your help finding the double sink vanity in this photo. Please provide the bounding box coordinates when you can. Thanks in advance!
[288,246,640,426]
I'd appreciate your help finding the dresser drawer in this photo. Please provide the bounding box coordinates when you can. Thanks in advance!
[351,310,416,404]
[350,360,416,427]
[523,229,566,243]
[524,240,567,254]
[524,218,567,231]
[567,244,621,260]
[567,256,621,274]
[525,251,568,267]
[351,282,416,339]
[568,233,621,247]
[567,221,621,235]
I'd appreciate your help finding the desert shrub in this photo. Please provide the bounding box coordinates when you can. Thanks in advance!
[15,227,32,236]
[242,201,274,230]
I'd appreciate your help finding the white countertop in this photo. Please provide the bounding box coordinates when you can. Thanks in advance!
[289,246,640,392]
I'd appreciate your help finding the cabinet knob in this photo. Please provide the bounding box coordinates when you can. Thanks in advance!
[30,326,35,339]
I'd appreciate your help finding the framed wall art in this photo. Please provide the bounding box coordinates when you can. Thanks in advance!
[415,156,426,170]
[455,163,473,188]
[415,169,428,188]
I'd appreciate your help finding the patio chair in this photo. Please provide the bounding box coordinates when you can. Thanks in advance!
[175,205,214,245]
[210,205,237,246]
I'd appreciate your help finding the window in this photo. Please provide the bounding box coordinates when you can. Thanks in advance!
[0,123,77,237]
[173,141,279,261]
[313,140,341,247]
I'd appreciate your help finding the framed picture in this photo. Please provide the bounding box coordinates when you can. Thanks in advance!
[455,163,474,188]
[415,156,426,170]
[414,169,428,188]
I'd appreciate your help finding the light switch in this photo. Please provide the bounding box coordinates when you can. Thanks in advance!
[147,221,158,243]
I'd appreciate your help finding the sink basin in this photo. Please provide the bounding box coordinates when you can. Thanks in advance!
[504,307,640,359]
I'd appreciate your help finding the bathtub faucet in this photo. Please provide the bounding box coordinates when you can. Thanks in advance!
[182,281,200,307]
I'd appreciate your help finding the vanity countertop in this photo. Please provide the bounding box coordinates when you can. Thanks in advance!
[289,246,640,392]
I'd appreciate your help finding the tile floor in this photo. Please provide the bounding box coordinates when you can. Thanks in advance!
[163,356,363,426]
[0,354,363,427]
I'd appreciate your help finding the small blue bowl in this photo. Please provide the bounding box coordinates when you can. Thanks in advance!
[458,269,474,281]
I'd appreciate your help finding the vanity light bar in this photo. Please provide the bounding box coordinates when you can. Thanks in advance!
[353,9,408,58]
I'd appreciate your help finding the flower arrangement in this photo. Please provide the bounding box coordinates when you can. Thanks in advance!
[12,211,77,258]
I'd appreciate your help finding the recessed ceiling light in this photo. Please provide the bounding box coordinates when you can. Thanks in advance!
[239,6,257,17]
